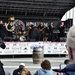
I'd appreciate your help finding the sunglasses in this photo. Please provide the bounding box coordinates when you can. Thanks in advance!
[10,20,14,22]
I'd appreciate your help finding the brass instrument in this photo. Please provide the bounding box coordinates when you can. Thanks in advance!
[6,16,15,32]
[6,23,15,32]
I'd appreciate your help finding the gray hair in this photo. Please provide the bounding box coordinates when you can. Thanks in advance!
[66,25,75,49]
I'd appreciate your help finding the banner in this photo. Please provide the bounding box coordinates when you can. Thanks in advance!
[0,42,68,55]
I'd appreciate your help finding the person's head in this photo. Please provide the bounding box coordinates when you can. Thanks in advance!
[19,63,25,70]
[41,60,51,70]
[29,22,33,25]
[66,25,75,63]
[0,20,3,24]
[64,59,70,65]
[29,22,34,27]
[39,22,43,26]
[60,21,64,25]
[8,16,15,22]
[50,22,53,25]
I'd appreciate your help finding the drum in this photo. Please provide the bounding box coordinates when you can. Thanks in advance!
[19,35,26,42]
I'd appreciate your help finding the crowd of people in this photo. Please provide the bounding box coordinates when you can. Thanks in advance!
[0,16,66,42]
[0,59,54,75]
[0,59,71,75]
[19,21,66,42]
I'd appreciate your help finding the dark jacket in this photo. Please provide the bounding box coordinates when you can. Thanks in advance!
[53,64,75,75]
[13,68,32,75]
[0,61,5,75]
[13,68,21,75]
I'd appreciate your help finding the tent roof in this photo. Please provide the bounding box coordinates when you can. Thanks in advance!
[0,0,75,21]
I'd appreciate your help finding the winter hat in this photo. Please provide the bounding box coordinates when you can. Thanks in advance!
[19,63,25,67]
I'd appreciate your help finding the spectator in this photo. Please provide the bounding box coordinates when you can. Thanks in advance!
[0,61,5,75]
[64,59,70,65]
[0,60,10,75]
[57,59,70,75]
[13,63,32,75]
[53,25,75,75]
[34,60,53,75]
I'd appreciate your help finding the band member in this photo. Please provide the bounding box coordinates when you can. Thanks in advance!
[59,21,65,37]
[38,22,44,41]
[48,22,55,42]
[43,24,49,41]
[27,22,40,41]
[6,16,15,38]
[0,20,10,41]
[27,22,34,41]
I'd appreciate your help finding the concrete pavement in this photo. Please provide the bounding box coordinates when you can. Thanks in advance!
[0,56,69,75]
